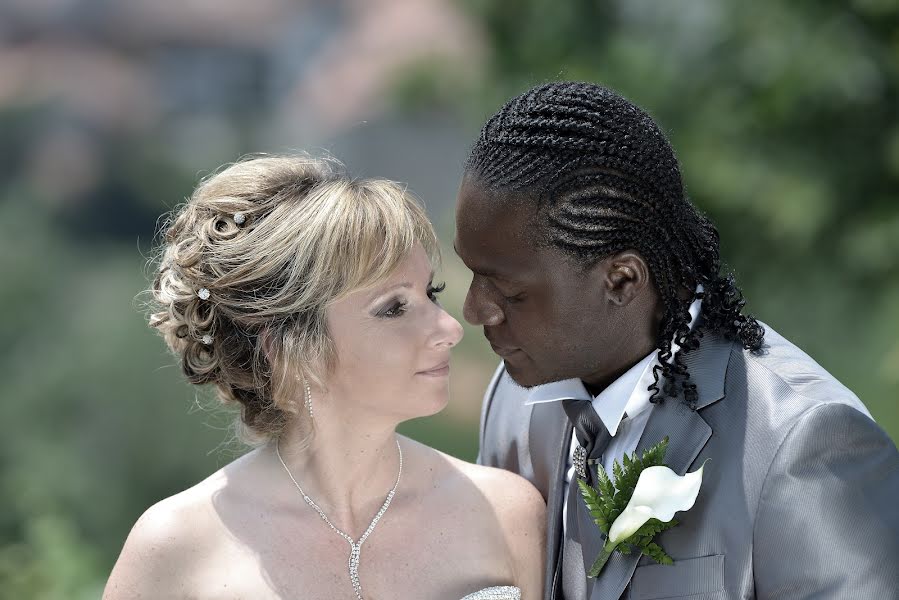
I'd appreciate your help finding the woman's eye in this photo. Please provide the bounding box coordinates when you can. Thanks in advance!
[380,283,445,317]
[427,282,446,302]
[381,302,407,318]
[503,292,526,304]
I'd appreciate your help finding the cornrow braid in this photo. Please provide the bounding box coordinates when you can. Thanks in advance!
[466,81,764,407]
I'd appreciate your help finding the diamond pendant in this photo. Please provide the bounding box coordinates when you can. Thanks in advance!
[349,542,363,599]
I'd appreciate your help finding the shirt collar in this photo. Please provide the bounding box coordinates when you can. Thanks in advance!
[524,352,654,435]
[523,287,703,436]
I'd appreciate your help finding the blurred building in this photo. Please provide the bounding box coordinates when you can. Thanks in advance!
[0,0,485,226]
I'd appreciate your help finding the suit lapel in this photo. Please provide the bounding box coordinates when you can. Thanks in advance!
[588,335,734,600]
[577,483,604,598]
[529,401,571,600]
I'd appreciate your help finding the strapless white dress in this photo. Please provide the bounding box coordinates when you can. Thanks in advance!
[459,586,521,599]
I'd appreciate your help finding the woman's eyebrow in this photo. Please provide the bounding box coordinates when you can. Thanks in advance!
[366,272,436,302]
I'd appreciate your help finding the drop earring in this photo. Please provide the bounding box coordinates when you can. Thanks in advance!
[304,381,314,420]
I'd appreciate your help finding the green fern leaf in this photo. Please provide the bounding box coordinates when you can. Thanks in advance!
[642,436,669,467]
[642,542,674,565]
[577,480,604,513]
[612,459,625,486]
[595,465,616,509]
[633,518,677,539]
[608,507,621,524]
[578,479,612,533]
[613,476,638,512]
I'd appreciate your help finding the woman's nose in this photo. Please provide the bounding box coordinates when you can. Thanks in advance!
[434,307,464,348]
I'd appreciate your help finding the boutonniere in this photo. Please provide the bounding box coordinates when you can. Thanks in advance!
[578,437,707,577]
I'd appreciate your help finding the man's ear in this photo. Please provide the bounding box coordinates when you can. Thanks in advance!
[602,250,651,307]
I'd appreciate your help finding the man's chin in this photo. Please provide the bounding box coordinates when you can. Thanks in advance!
[503,360,563,390]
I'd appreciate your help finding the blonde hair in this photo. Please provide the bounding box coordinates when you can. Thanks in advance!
[149,154,439,443]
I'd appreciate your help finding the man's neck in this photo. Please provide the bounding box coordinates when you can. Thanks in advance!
[582,339,658,396]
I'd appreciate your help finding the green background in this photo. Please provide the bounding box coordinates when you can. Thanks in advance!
[1,1,897,596]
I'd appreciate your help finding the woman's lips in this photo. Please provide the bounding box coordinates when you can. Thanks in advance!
[417,361,450,377]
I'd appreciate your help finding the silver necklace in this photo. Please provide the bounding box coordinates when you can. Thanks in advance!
[276,438,403,600]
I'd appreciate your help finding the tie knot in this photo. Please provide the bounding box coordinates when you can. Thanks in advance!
[561,398,610,460]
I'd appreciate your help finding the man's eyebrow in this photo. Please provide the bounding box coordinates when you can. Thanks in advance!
[458,261,514,283]
[453,242,521,282]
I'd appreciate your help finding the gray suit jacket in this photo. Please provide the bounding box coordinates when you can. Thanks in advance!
[478,325,899,600]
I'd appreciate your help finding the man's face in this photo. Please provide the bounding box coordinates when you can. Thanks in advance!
[454,176,635,389]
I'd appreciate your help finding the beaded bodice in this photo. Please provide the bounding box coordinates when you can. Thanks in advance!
[460,585,521,599]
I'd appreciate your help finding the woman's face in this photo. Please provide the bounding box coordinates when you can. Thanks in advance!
[324,244,464,424]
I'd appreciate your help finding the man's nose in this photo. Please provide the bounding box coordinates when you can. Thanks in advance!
[463,283,504,326]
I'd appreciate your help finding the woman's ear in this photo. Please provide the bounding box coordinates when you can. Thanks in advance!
[261,329,306,417]
[259,327,279,365]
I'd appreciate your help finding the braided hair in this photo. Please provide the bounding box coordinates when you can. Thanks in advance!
[465,81,764,406]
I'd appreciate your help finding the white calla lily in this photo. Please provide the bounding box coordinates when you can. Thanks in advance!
[579,437,709,578]
[608,462,706,544]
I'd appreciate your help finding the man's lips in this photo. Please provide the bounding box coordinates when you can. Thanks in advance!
[489,342,522,358]
[417,361,450,376]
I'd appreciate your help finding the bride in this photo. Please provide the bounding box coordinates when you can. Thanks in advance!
[103,155,544,599]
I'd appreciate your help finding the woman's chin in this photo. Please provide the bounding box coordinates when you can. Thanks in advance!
[408,390,450,420]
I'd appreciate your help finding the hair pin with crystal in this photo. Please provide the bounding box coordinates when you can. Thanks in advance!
[201,334,213,345]
[197,288,210,300]
[233,212,246,225]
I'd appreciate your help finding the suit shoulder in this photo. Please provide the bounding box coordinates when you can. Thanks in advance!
[733,323,871,418]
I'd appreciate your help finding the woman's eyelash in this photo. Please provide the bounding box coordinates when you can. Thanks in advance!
[380,283,446,318]
[428,282,446,300]
[381,301,408,318]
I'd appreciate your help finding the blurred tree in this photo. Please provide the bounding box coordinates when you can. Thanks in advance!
[0,514,103,600]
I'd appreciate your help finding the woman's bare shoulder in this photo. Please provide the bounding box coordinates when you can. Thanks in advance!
[102,450,260,599]
[412,439,545,523]
[437,450,547,595]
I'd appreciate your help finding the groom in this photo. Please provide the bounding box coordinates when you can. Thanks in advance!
[454,82,899,599]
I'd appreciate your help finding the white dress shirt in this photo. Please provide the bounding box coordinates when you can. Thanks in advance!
[523,292,703,529]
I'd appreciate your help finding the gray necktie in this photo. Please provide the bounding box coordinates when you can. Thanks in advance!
[561,399,613,600]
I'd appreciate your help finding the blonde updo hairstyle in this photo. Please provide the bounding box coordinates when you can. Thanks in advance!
[149,155,439,444]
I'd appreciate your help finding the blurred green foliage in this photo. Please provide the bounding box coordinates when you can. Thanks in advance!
[2,0,897,596]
